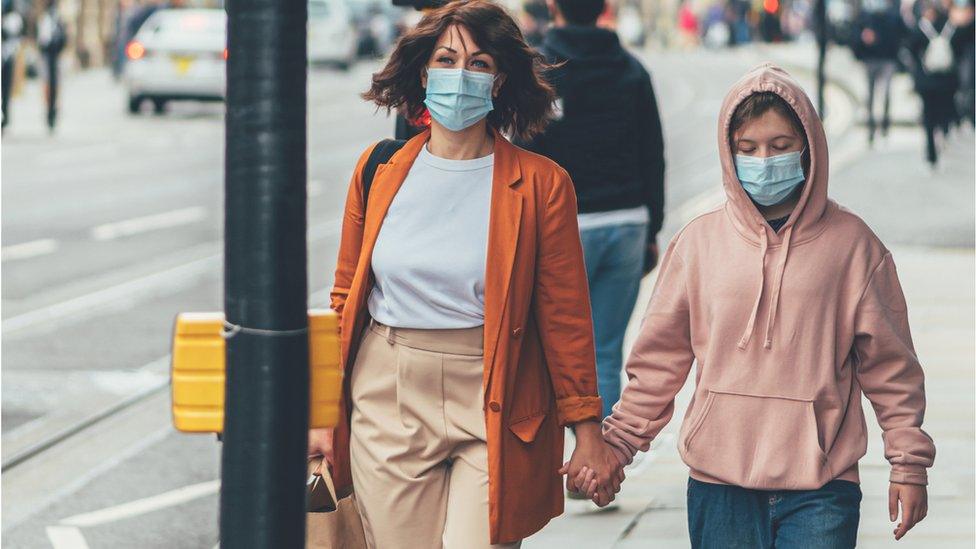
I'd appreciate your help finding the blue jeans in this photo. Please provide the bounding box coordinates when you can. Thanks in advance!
[687,478,862,549]
[579,222,647,419]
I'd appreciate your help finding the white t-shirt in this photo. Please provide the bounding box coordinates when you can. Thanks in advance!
[367,144,494,329]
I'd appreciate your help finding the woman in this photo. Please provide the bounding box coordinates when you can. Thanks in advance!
[308,1,618,547]
[581,65,935,546]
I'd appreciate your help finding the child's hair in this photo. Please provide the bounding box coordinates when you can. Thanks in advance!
[729,92,806,142]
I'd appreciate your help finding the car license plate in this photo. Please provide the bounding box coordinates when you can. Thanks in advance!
[172,55,195,75]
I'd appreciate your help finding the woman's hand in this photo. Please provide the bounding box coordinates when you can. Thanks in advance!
[890,482,928,540]
[308,427,335,468]
[558,421,624,506]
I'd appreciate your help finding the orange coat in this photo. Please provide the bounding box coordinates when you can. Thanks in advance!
[329,129,602,544]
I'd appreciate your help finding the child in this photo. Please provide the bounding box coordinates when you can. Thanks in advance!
[594,64,935,546]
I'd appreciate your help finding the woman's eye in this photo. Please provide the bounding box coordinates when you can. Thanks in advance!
[739,148,756,154]
[470,59,490,69]
[436,56,455,65]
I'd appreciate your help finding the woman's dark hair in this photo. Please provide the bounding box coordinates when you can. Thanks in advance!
[362,0,555,140]
[554,0,605,25]
[729,92,806,142]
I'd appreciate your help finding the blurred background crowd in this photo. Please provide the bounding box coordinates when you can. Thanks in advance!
[2,0,973,157]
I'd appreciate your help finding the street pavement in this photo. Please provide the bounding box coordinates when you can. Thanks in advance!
[1,42,973,548]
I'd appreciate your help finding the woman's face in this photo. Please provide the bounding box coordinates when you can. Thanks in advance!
[422,24,506,97]
[732,109,804,158]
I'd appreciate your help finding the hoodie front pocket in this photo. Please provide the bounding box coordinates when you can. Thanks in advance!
[680,390,832,490]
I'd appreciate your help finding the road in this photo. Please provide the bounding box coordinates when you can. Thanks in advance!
[2,43,972,547]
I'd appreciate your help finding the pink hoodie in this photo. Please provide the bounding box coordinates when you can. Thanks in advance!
[602,64,935,489]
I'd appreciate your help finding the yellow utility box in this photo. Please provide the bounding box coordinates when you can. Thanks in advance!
[171,309,342,433]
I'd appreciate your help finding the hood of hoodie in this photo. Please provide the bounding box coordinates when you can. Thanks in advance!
[719,63,830,248]
[543,25,628,67]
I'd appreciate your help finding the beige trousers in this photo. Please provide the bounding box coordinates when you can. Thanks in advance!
[349,321,521,549]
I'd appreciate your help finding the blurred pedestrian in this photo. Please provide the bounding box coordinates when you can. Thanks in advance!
[851,0,907,145]
[702,2,731,48]
[588,65,935,545]
[36,0,65,132]
[1,0,23,131]
[309,1,617,545]
[521,0,550,46]
[677,1,701,47]
[518,0,665,427]
[729,0,753,45]
[112,0,137,79]
[950,0,975,126]
[907,0,961,166]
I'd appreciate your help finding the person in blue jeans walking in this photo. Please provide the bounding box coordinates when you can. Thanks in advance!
[518,0,665,421]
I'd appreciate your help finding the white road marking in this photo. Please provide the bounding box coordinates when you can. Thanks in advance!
[61,480,220,528]
[1,238,59,262]
[3,218,341,336]
[91,206,208,241]
[45,525,89,549]
[2,254,218,335]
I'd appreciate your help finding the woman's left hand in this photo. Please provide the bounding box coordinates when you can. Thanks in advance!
[558,421,624,506]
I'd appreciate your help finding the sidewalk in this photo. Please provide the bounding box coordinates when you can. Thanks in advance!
[525,44,974,548]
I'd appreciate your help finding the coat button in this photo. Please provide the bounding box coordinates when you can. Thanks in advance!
[512,327,522,338]
[489,401,501,412]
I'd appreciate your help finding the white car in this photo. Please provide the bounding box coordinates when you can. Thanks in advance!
[308,0,357,70]
[124,9,226,114]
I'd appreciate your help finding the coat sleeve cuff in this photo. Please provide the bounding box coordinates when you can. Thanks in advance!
[555,396,603,426]
[890,465,929,486]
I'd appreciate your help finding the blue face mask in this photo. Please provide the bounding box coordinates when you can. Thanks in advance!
[735,150,806,206]
[424,68,495,132]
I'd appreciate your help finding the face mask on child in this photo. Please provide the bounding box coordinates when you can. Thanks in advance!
[735,150,806,206]
[423,68,495,132]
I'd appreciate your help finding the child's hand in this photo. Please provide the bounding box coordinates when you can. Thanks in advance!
[575,463,625,507]
[889,482,928,540]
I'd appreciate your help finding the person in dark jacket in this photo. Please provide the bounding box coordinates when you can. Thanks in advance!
[906,0,964,166]
[36,0,66,132]
[2,0,24,131]
[518,0,666,423]
[950,0,974,126]
[851,0,907,144]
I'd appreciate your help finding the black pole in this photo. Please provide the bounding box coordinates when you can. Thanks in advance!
[220,0,309,545]
[814,0,828,117]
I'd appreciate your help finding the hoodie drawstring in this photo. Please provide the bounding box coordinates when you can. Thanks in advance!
[763,225,794,349]
[737,222,793,351]
[737,222,768,350]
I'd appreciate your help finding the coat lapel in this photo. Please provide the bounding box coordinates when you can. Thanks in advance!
[357,131,429,281]
[482,132,523,394]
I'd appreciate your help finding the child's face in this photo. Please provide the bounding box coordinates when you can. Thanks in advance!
[732,110,804,158]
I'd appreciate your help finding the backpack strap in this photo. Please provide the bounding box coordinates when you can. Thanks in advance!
[361,139,406,212]
[919,18,938,40]
[940,21,955,38]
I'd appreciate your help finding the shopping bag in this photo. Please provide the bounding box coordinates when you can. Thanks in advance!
[306,457,368,549]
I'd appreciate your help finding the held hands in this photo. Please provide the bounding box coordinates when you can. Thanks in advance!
[889,482,928,540]
[558,421,625,507]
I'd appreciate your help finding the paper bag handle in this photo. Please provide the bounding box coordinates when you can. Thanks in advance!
[309,456,340,506]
